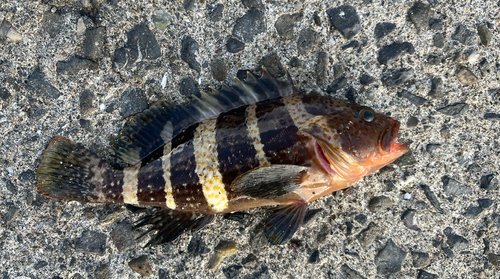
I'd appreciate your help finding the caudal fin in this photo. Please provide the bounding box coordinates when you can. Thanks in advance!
[36,136,119,203]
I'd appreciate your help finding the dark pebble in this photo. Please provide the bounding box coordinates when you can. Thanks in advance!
[258,52,285,77]
[211,58,228,81]
[356,222,384,249]
[317,225,329,244]
[359,74,375,85]
[406,116,419,128]
[3,205,20,227]
[478,198,493,208]
[345,87,356,102]
[375,239,407,275]
[79,119,91,130]
[467,162,481,174]
[433,33,445,48]
[5,179,16,194]
[478,25,492,47]
[452,24,478,45]
[383,179,396,191]
[425,144,440,155]
[315,51,328,85]
[447,233,469,251]
[18,169,35,181]
[341,40,360,50]
[127,24,161,60]
[428,77,444,98]
[377,42,415,65]
[223,212,250,225]
[442,246,454,257]
[0,86,11,102]
[420,184,443,213]
[274,13,303,40]
[326,5,361,39]
[223,265,243,279]
[393,149,417,167]
[183,0,196,11]
[326,77,347,93]
[179,77,201,98]
[368,196,393,212]
[128,255,153,277]
[313,11,321,26]
[442,176,472,196]
[207,4,224,22]
[56,56,98,76]
[0,19,12,41]
[120,87,148,118]
[374,22,396,39]
[188,234,210,255]
[492,214,500,228]
[303,208,323,226]
[247,266,271,279]
[340,264,366,279]
[26,67,61,99]
[427,54,442,65]
[288,57,302,68]
[484,113,500,119]
[354,214,367,224]
[113,47,138,70]
[464,206,483,217]
[407,1,432,31]
[232,8,266,43]
[95,264,110,279]
[181,36,201,73]
[34,261,48,270]
[429,18,443,30]
[236,69,251,81]
[417,270,438,279]
[401,209,421,231]
[297,28,319,54]
[479,58,491,76]
[488,253,500,266]
[158,269,168,279]
[110,221,138,252]
[241,253,258,265]
[411,251,430,268]
[241,0,264,9]
[79,89,94,115]
[398,89,428,106]
[308,250,320,263]
[41,12,64,38]
[332,63,345,80]
[75,230,107,255]
[381,68,414,88]
[83,27,106,61]
[436,103,469,116]
[226,38,245,53]
[480,174,497,190]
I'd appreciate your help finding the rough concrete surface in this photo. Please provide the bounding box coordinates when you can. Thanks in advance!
[0,0,499,278]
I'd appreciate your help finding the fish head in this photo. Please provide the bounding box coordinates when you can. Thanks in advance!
[303,100,408,181]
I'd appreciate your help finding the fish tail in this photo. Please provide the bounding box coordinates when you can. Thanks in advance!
[37,136,122,203]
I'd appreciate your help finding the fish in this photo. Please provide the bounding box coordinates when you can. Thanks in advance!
[36,69,408,245]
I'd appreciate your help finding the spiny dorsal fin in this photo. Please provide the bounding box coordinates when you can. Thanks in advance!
[112,68,297,165]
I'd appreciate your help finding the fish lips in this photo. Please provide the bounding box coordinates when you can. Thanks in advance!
[379,120,408,156]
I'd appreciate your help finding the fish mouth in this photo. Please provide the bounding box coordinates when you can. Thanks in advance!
[379,120,408,156]
[314,139,367,179]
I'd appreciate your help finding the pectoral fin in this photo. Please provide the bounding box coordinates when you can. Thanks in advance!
[264,201,308,245]
[231,165,311,200]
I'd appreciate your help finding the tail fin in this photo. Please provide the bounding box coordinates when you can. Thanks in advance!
[37,136,117,203]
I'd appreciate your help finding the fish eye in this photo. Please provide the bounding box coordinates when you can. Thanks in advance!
[359,108,375,122]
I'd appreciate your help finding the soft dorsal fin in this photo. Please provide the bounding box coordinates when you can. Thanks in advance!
[112,68,297,165]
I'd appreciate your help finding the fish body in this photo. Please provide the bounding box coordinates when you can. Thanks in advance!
[37,70,408,245]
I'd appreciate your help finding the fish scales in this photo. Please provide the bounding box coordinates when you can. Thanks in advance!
[36,70,408,245]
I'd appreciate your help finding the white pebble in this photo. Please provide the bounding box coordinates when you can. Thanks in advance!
[77,18,86,35]
[99,103,106,110]
[404,193,411,200]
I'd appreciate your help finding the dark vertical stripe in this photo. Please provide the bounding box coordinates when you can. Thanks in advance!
[171,123,199,150]
[169,142,209,212]
[103,167,124,203]
[215,105,259,199]
[256,98,300,164]
[136,160,167,205]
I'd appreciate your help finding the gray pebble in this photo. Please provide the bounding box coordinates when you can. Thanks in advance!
[377,42,415,65]
[488,253,500,266]
[428,77,444,98]
[451,24,478,45]
[425,144,440,155]
[83,27,106,61]
[274,13,303,40]
[420,184,443,213]
[456,67,478,85]
[407,1,432,31]
[241,0,264,9]
[332,63,345,80]
[484,113,500,119]
[181,36,201,73]
[211,58,228,81]
[354,214,367,224]
[223,212,250,225]
[374,239,407,275]
[407,116,419,128]
[464,205,483,218]
[446,233,469,251]
[303,208,323,226]
[368,196,393,212]
[480,174,497,190]
[478,198,493,208]
[232,8,266,43]
[359,74,375,85]
[75,230,107,255]
[427,54,442,65]
[258,52,285,77]
[79,89,94,115]
[3,205,20,227]
[152,9,172,30]
[326,5,361,39]
[340,264,366,279]
[442,176,471,196]
[0,86,11,102]
[41,12,64,38]
[289,57,302,67]
[26,67,61,99]
[429,18,443,30]
[79,119,91,131]
[315,51,328,85]
[313,11,321,27]
[433,33,445,48]
[308,250,320,263]
[341,40,360,50]
[411,251,430,268]
[0,20,11,41]
[188,234,210,255]
[34,261,48,270]
[401,209,421,231]
[223,265,243,279]
[436,103,469,116]
[393,149,417,167]
[398,89,428,106]
[128,255,153,277]
[326,77,347,93]
[120,87,148,118]
[479,58,491,76]
[114,25,161,70]
[183,0,197,12]
[18,169,35,181]
[374,22,396,39]
[297,28,319,55]
[381,68,414,88]
[110,221,138,252]
[207,4,224,22]
[417,270,438,279]
[179,77,201,98]
[5,179,16,194]
[493,214,500,229]
[95,264,110,279]
[241,254,258,265]
[247,266,271,279]
[356,222,384,249]
[56,56,98,76]
[477,25,492,47]
[226,38,245,53]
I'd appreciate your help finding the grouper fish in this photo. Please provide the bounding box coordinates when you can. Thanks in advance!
[36,69,408,245]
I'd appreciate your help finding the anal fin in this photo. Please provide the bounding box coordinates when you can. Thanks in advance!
[264,201,308,245]
[135,209,215,246]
